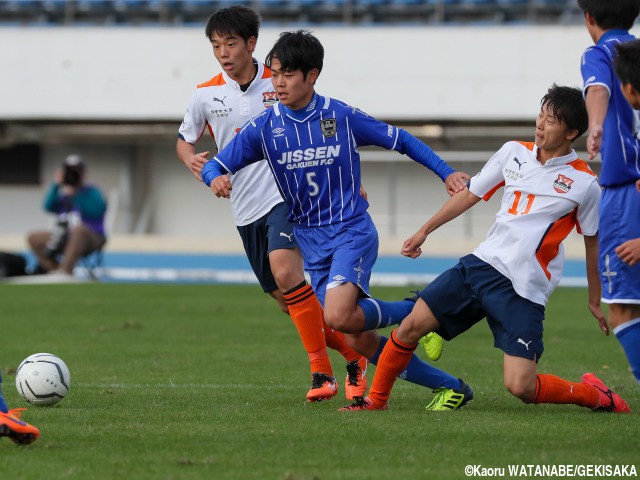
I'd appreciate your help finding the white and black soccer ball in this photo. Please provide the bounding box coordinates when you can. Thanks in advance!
[15,353,71,406]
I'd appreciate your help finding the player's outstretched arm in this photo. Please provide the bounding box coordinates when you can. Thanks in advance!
[401,188,481,259]
[584,86,609,160]
[177,138,209,182]
[584,234,609,335]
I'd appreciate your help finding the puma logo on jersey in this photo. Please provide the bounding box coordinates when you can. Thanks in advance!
[212,96,226,106]
[513,157,526,170]
[279,232,293,242]
[553,174,574,194]
[517,338,532,350]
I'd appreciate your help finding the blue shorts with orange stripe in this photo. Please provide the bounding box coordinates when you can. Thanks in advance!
[417,254,545,361]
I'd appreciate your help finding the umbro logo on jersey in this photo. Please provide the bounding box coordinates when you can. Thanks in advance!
[273,127,285,136]
[212,96,226,106]
[321,118,337,137]
[553,174,574,194]
[263,91,278,108]
[306,99,317,112]
[512,157,526,170]
[332,275,346,282]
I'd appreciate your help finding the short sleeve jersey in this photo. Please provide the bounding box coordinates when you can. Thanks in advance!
[179,60,283,226]
[581,30,640,187]
[212,94,405,227]
[469,141,601,306]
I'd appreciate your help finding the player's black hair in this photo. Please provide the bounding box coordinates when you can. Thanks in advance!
[577,0,640,30]
[265,30,324,80]
[615,39,640,92]
[205,5,260,42]
[540,84,589,141]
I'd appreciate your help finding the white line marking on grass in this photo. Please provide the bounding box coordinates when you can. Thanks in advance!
[74,383,298,389]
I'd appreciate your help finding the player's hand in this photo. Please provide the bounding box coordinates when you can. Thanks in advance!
[187,151,209,182]
[359,184,368,201]
[588,301,609,336]
[210,175,232,199]
[586,127,603,160]
[635,179,640,192]
[444,171,470,196]
[615,238,640,266]
[401,230,427,259]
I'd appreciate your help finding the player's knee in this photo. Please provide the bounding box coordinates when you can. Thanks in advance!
[271,267,303,293]
[397,315,429,344]
[324,309,359,333]
[504,378,535,402]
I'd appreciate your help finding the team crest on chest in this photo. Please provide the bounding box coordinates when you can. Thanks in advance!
[553,174,574,193]
[321,118,337,137]
[263,92,278,108]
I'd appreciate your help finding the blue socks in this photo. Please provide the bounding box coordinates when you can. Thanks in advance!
[358,297,415,331]
[614,318,640,383]
[370,335,460,390]
[0,372,8,413]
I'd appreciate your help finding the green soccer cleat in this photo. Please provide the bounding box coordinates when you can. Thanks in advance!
[419,332,444,361]
[425,379,473,411]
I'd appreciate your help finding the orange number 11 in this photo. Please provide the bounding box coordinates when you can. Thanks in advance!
[507,191,535,215]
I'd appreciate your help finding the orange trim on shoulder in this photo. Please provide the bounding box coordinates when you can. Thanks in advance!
[567,159,596,177]
[197,74,225,88]
[261,65,271,79]
[516,141,535,151]
[482,180,505,201]
[535,209,577,281]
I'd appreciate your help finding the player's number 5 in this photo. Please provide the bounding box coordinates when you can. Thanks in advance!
[306,172,320,197]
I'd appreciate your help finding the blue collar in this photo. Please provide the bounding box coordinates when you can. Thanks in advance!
[281,92,320,121]
[598,29,630,45]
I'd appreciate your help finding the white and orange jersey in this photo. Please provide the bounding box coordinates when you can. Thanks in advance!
[179,60,282,226]
[469,141,601,306]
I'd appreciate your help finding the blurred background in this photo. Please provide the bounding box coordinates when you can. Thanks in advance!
[1,0,636,282]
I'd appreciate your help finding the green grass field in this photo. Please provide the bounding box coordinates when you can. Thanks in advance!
[1,284,638,480]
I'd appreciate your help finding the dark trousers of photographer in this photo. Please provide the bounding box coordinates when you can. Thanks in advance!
[28,224,105,274]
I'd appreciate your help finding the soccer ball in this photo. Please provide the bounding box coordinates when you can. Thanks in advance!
[15,353,71,406]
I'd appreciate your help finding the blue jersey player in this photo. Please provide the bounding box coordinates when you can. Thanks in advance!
[203,30,474,405]
[613,39,640,269]
[579,0,640,384]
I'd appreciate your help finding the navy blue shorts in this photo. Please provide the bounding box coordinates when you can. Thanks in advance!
[236,202,297,293]
[417,254,546,361]
[598,182,640,303]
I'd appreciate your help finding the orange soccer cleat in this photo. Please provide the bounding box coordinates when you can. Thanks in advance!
[0,408,40,445]
[306,373,338,402]
[345,357,368,401]
[339,396,387,412]
[581,373,631,413]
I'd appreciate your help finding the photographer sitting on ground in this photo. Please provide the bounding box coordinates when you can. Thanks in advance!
[27,155,107,276]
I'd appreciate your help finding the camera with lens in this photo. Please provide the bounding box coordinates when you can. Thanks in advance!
[62,164,82,187]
